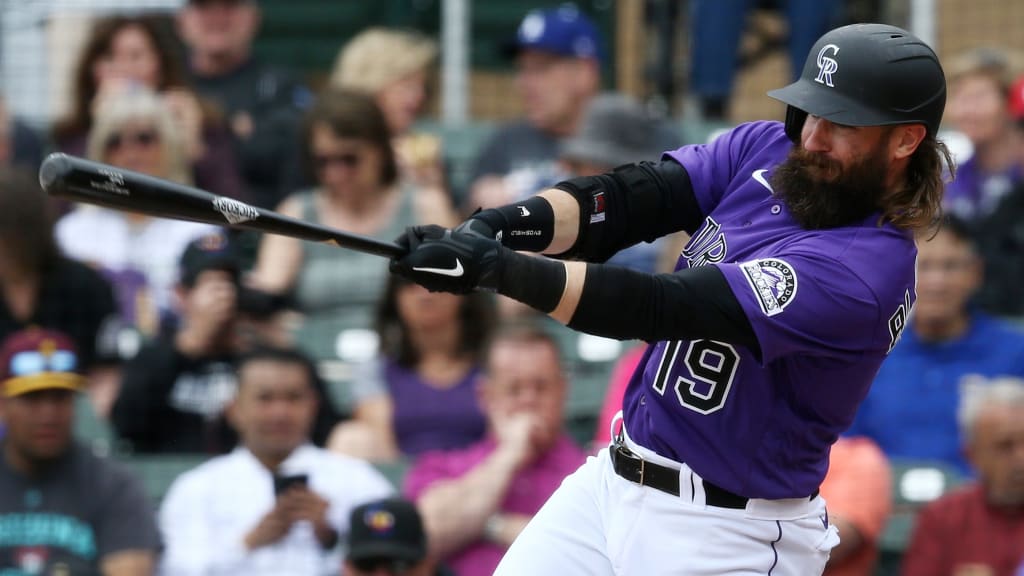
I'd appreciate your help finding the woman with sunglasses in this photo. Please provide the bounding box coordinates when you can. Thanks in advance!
[52,14,244,202]
[251,90,455,393]
[56,88,219,348]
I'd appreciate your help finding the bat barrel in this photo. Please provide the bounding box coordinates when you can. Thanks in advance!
[37,152,405,260]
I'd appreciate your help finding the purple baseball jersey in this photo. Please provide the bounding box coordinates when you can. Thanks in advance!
[622,121,916,499]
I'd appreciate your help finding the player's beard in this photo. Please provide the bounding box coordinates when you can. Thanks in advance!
[771,144,889,230]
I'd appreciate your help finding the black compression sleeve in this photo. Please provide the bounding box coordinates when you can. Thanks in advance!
[468,196,555,252]
[567,264,761,357]
[552,160,704,262]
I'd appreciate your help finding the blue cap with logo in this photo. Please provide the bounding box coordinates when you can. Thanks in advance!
[508,3,602,61]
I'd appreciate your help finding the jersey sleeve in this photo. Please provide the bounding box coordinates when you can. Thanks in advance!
[715,251,883,364]
[663,121,783,216]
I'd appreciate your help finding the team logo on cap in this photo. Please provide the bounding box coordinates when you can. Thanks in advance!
[365,509,396,533]
[814,44,840,87]
[739,258,797,317]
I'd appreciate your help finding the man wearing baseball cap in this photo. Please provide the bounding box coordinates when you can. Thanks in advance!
[112,231,339,454]
[466,3,603,211]
[344,497,441,576]
[0,327,159,574]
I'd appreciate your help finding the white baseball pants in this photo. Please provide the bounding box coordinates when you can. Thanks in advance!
[493,434,839,575]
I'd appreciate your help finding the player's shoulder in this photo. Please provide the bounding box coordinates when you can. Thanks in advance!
[711,120,789,149]
[788,220,916,271]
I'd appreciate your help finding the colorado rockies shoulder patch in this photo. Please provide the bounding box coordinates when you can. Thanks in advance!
[739,258,798,317]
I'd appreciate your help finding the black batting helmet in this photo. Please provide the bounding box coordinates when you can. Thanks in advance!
[768,23,946,143]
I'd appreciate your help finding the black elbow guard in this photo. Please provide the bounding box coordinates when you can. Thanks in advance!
[552,161,700,263]
[551,174,615,261]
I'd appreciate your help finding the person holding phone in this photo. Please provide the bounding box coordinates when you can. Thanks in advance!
[157,346,393,575]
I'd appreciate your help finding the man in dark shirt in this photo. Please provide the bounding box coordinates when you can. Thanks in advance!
[177,0,311,210]
[0,328,158,575]
[111,232,339,454]
[0,168,121,419]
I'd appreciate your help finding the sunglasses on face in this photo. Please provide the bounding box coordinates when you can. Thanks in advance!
[105,129,160,152]
[352,557,414,574]
[9,350,78,376]
[313,152,362,172]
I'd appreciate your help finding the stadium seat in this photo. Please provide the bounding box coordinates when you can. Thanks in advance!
[73,394,120,458]
[373,458,412,491]
[119,453,210,510]
[874,459,964,575]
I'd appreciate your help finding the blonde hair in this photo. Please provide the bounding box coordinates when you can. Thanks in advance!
[330,28,438,93]
[86,88,192,185]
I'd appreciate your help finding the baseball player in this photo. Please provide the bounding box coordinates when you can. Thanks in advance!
[391,23,951,575]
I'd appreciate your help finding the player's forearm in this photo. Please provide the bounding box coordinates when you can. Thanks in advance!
[537,188,581,254]
[549,261,586,324]
[417,449,522,558]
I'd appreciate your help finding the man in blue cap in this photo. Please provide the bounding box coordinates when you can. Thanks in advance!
[465,3,603,212]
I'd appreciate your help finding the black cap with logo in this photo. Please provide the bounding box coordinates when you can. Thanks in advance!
[348,498,427,568]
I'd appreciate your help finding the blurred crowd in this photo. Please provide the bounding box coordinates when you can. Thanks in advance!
[0,0,1023,575]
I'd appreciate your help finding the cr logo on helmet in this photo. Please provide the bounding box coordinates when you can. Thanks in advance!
[815,44,840,87]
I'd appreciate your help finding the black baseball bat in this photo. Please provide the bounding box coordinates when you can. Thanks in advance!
[38,152,404,259]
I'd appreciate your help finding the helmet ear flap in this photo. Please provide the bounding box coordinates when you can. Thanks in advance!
[784,106,807,143]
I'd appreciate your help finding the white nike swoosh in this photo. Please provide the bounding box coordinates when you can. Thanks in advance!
[752,169,773,194]
[413,259,465,277]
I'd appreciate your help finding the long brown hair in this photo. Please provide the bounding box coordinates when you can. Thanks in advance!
[880,135,956,232]
[0,168,59,278]
[53,15,189,145]
[303,89,399,187]
[375,275,495,369]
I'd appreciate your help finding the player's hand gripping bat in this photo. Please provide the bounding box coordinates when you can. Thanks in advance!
[38,152,404,259]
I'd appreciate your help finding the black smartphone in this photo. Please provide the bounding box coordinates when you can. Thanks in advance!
[273,473,308,496]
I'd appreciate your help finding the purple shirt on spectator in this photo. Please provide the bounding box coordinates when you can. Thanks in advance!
[385,360,487,456]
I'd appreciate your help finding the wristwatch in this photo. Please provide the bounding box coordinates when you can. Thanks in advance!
[483,513,506,543]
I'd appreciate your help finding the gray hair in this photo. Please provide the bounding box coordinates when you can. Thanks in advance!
[957,375,1024,443]
[86,87,192,185]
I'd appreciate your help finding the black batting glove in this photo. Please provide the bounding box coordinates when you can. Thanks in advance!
[389,225,505,294]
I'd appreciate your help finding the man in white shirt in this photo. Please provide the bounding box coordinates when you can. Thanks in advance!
[158,346,393,575]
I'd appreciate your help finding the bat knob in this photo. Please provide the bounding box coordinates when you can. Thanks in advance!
[39,152,73,195]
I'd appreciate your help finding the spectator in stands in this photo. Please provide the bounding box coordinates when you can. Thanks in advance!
[158,345,393,575]
[331,28,455,219]
[251,90,444,379]
[53,14,244,200]
[111,231,340,454]
[902,376,1024,576]
[178,0,311,210]
[57,88,219,341]
[344,497,439,576]
[0,95,45,173]
[465,4,602,211]
[821,436,892,576]
[331,28,457,222]
[0,168,121,417]
[0,328,159,574]
[559,92,683,274]
[688,0,841,121]
[847,216,1024,477]
[970,73,1024,317]
[943,48,1024,221]
[328,274,494,461]
[404,322,585,576]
